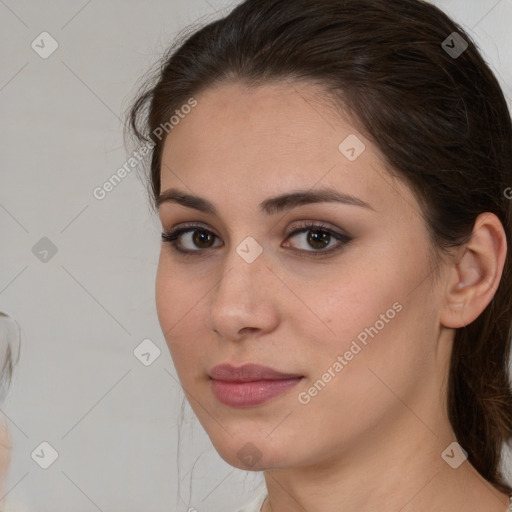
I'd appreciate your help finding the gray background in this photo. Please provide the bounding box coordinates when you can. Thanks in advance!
[1,0,511,511]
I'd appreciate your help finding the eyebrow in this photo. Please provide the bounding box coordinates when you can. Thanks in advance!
[156,187,375,215]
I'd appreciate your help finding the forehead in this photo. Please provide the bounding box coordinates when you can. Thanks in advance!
[159,81,420,220]
[163,81,351,160]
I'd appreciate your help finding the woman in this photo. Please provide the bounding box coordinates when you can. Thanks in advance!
[128,0,512,510]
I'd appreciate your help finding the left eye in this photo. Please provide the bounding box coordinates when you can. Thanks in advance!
[283,223,352,254]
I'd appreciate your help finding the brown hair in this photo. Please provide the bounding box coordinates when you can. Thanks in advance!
[127,0,512,495]
[0,312,18,403]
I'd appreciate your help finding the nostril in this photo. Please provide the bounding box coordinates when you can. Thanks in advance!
[240,327,259,336]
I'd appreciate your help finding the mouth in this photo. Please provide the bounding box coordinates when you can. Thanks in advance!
[209,363,304,407]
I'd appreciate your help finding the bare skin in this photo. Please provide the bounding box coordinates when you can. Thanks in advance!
[0,412,11,506]
[155,81,510,511]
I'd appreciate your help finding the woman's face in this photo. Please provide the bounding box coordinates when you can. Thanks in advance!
[155,81,451,470]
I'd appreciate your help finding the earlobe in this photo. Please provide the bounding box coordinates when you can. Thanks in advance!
[444,297,469,328]
[439,212,507,329]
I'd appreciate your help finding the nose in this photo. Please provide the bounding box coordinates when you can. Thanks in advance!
[206,244,280,341]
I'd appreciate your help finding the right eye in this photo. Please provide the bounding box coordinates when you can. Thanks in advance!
[161,225,223,255]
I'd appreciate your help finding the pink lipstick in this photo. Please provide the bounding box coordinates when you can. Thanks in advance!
[209,363,303,407]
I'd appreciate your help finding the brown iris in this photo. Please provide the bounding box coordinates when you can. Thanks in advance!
[193,230,215,249]
[307,230,331,250]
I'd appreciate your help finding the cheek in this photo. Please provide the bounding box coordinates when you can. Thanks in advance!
[298,245,427,382]
[155,254,195,336]
[155,257,206,373]
[318,252,434,397]
[155,259,171,332]
[305,263,400,344]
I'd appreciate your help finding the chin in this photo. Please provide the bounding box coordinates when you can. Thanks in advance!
[209,432,290,471]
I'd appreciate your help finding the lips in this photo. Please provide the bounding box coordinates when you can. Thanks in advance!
[209,363,302,382]
[208,364,304,407]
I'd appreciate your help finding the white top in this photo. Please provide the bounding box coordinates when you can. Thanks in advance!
[233,491,267,512]
[233,492,512,512]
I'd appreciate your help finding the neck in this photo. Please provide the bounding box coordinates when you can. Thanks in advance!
[260,400,509,512]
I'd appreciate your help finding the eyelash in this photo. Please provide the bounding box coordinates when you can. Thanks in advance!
[160,221,352,258]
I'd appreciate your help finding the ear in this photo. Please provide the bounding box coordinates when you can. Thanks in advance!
[440,212,508,329]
